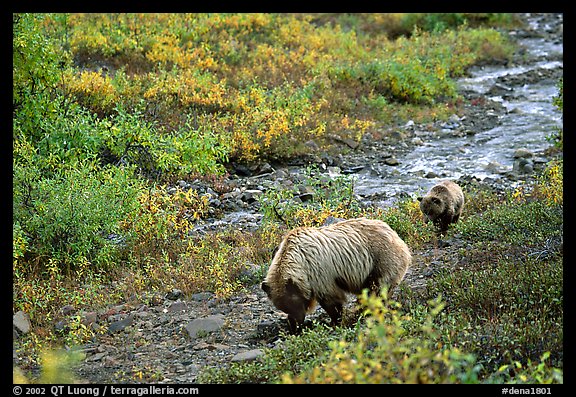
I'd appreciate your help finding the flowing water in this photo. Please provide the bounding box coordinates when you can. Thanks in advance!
[352,15,563,206]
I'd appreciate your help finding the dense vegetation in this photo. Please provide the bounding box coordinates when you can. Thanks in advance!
[13,13,562,384]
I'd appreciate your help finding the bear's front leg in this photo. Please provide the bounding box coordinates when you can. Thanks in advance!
[318,300,343,326]
[287,310,305,334]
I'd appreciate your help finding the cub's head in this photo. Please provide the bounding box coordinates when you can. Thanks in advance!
[418,195,445,223]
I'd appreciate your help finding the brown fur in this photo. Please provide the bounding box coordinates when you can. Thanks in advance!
[418,180,464,234]
[261,218,412,332]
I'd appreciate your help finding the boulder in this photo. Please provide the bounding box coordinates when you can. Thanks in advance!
[13,311,31,335]
[185,314,225,339]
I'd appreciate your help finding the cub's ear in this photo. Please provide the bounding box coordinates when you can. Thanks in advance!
[417,196,423,202]
[261,281,271,295]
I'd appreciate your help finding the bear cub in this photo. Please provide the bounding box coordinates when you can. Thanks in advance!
[418,180,464,234]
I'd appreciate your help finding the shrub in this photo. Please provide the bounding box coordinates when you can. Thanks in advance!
[64,69,118,116]
[490,352,563,384]
[455,198,562,247]
[424,171,563,378]
[378,197,436,247]
[13,222,29,278]
[13,160,144,276]
[429,254,562,368]
[99,103,229,178]
[284,291,481,384]
[120,184,210,267]
[14,348,84,384]
[48,13,517,164]
[13,13,64,135]
[118,225,282,300]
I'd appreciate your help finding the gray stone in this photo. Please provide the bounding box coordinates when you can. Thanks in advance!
[177,180,191,189]
[258,162,274,175]
[297,192,315,202]
[384,157,399,166]
[61,305,75,316]
[513,158,534,175]
[108,313,134,334]
[341,137,360,149]
[231,349,264,362]
[185,314,225,339]
[411,137,424,146]
[13,311,31,335]
[240,189,263,204]
[485,161,507,174]
[424,171,439,179]
[191,292,214,302]
[82,311,98,326]
[168,301,188,313]
[513,148,534,158]
[166,289,183,301]
[342,165,365,174]
[86,352,108,362]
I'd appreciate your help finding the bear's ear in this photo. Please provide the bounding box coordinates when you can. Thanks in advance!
[417,196,423,202]
[261,281,271,295]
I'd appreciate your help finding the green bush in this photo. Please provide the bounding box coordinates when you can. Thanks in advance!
[13,13,67,138]
[399,13,517,35]
[455,200,562,246]
[429,254,562,368]
[423,177,563,378]
[98,102,229,178]
[489,352,563,384]
[378,196,436,247]
[13,160,144,276]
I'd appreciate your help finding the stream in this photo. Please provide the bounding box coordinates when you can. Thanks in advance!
[352,14,563,207]
[199,13,563,230]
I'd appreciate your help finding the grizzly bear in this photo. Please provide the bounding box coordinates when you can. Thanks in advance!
[261,218,412,332]
[418,180,464,234]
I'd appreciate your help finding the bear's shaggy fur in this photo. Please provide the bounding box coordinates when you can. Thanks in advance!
[261,218,412,332]
[418,180,464,234]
